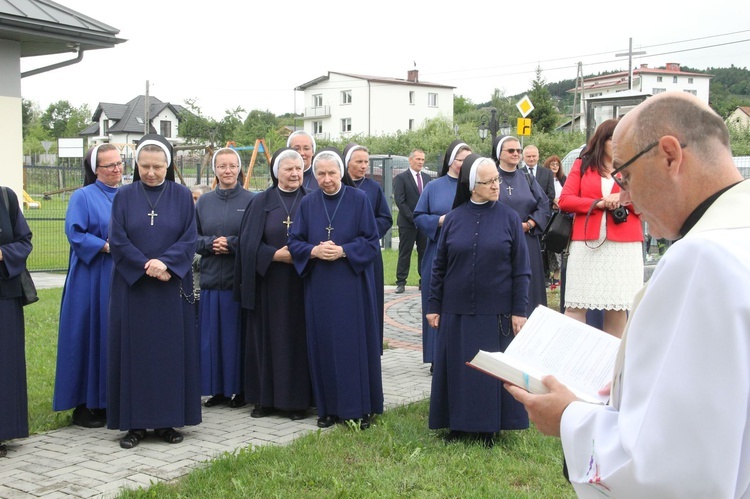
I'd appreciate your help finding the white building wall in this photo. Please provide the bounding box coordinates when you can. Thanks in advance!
[638,74,710,103]
[0,39,23,203]
[301,72,453,140]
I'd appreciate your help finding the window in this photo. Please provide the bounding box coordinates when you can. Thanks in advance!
[409,91,415,105]
[673,76,678,83]
[341,90,352,105]
[341,118,351,132]
[313,121,323,134]
[408,119,415,130]
[684,89,697,96]
[313,94,323,107]
[589,92,602,98]
[652,88,666,94]
[160,120,171,138]
[428,93,438,107]
[656,76,663,82]
[102,121,109,135]
[688,77,694,84]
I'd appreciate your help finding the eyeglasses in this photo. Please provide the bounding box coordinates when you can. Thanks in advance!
[98,161,123,171]
[612,140,686,190]
[216,164,239,171]
[503,148,523,154]
[475,176,501,186]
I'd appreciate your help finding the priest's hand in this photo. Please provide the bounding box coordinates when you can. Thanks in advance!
[145,258,170,281]
[511,315,527,335]
[273,246,293,264]
[426,313,440,329]
[213,236,229,254]
[504,375,578,437]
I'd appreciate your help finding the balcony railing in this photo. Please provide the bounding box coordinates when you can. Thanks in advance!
[303,106,331,118]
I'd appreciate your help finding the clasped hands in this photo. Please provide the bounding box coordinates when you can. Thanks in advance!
[311,240,345,261]
[145,258,170,281]
[212,236,230,255]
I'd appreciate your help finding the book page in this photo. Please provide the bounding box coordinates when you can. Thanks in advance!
[504,306,620,402]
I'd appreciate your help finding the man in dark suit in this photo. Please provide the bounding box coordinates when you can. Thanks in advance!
[393,149,431,293]
[523,145,555,210]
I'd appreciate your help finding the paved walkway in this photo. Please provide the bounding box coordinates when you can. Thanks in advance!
[1,275,430,498]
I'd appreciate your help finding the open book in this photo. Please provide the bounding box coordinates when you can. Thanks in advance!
[467,306,621,404]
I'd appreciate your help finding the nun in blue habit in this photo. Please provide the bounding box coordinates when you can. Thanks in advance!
[342,142,393,349]
[414,140,471,366]
[107,134,200,449]
[288,148,383,430]
[426,154,531,445]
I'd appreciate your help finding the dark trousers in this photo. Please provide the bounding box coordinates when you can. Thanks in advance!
[396,225,427,285]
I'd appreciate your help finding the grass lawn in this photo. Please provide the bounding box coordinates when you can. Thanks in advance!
[119,399,575,498]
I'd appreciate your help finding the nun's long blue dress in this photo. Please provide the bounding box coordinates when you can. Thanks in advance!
[428,199,531,433]
[107,181,201,431]
[288,186,383,420]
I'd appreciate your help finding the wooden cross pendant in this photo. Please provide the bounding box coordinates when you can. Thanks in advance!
[282,216,293,235]
[147,210,158,225]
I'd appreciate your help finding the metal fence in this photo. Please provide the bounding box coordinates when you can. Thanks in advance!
[23,152,275,272]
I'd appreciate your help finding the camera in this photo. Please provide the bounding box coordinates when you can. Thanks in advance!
[611,206,629,224]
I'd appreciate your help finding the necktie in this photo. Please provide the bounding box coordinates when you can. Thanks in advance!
[529,167,535,177]
[416,173,423,194]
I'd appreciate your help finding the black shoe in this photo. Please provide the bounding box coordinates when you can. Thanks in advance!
[154,427,183,444]
[317,415,336,428]
[204,394,229,407]
[0,442,6,457]
[251,405,276,418]
[429,363,434,374]
[288,410,308,421]
[475,432,495,448]
[360,414,372,430]
[229,394,247,408]
[72,405,107,428]
[444,430,464,443]
[119,429,147,449]
[395,284,405,294]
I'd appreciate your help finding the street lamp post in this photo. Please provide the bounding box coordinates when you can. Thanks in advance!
[478,108,510,142]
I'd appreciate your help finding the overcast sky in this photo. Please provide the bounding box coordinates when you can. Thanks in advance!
[19,0,750,120]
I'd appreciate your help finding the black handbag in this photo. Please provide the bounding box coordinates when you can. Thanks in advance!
[1,186,38,306]
[541,211,573,254]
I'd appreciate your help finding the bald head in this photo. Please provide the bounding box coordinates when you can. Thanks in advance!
[614,92,741,239]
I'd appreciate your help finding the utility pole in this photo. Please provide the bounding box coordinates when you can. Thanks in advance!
[616,38,646,91]
[144,80,150,134]
[571,62,583,133]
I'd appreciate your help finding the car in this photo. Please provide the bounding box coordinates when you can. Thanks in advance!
[368,154,438,187]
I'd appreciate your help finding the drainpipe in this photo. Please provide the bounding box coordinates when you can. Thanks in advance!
[21,49,84,78]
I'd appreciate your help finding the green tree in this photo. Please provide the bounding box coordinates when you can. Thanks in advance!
[453,95,474,116]
[178,98,219,145]
[528,67,559,133]
[40,100,90,139]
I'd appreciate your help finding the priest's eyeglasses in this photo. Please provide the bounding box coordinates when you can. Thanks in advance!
[612,140,686,191]
[216,164,239,171]
[475,176,501,186]
[98,161,124,171]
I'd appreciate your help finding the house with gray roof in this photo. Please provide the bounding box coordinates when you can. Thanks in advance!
[80,95,190,147]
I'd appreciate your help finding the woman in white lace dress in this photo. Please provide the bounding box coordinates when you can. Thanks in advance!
[558,119,644,337]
